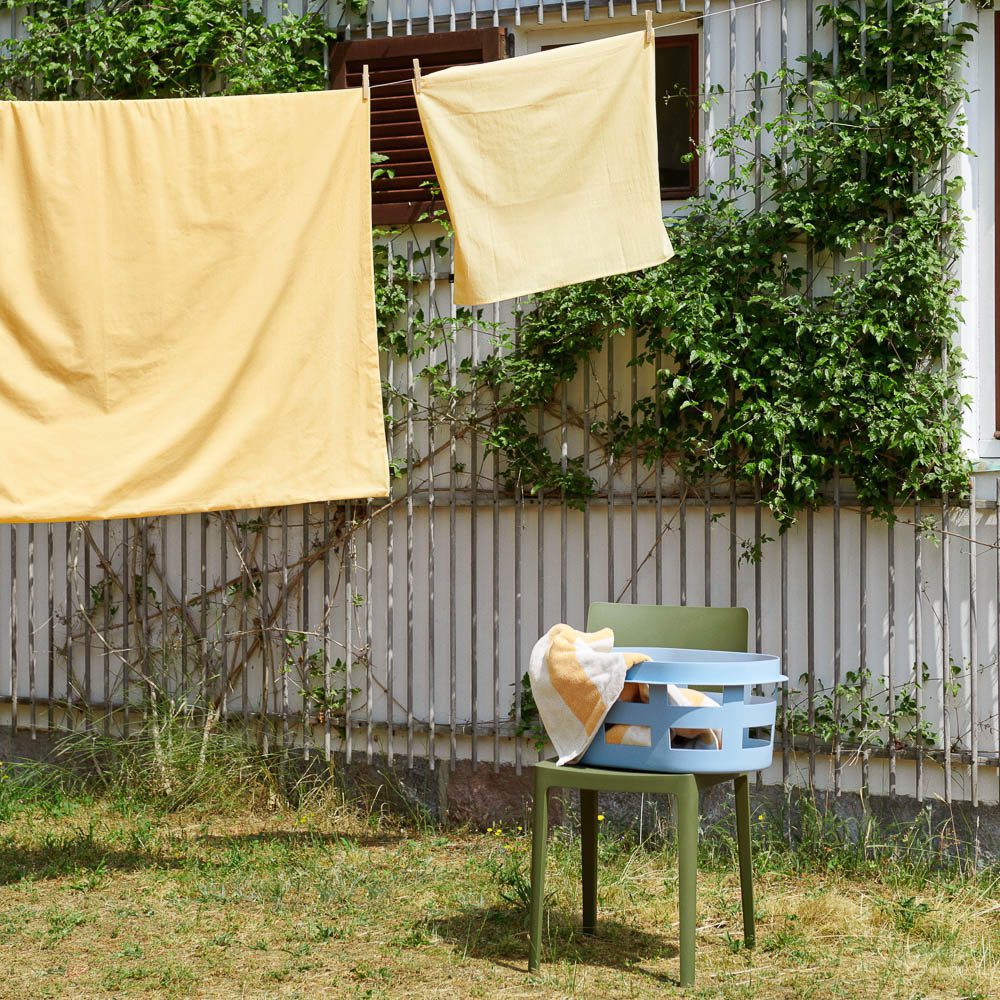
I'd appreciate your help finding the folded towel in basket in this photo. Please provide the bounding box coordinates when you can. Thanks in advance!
[603,682,723,750]
[528,624,650,765]
[667,684,722,749]
[604,680,653,747]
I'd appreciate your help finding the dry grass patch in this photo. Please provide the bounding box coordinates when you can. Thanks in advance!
[0,782,995,999]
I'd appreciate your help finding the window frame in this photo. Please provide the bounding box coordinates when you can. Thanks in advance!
[656,34,700,201]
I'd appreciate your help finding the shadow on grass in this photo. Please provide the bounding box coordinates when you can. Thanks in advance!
[430,904,678,984]
[195,830,406,850]
[0,838,178,885]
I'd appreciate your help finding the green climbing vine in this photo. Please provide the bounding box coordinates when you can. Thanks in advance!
[0,0,976,527]
[0,0,332,99]
[470,0,975,525]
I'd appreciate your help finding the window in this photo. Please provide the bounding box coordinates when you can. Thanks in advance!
[543,34,700,200]
[329,29,509,226]
[655,35,700,199]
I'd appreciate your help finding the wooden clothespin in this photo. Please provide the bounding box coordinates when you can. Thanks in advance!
[413,58,422,94]
[362,64,370,102]
[645,10,654,45]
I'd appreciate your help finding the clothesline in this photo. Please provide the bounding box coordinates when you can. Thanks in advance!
[361,0,778,95]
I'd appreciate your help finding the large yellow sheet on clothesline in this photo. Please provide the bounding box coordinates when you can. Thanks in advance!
[0,90,389,523]
[415,29,674,306]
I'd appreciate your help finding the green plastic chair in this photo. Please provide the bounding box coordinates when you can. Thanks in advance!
[528,603,756,987]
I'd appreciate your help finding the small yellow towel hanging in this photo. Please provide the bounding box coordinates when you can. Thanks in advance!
[415,30,674,306]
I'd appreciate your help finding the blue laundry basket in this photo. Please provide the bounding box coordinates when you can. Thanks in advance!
[579,647,787,774]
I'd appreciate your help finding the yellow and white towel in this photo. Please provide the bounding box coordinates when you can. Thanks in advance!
[604,680,655,747]
[666,684,722,750]
[529,626,724,760]
[528,624,650,765]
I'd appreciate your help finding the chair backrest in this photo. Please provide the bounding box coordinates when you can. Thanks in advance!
[585,602,748,653]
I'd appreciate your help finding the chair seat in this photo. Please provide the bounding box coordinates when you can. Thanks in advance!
[533,759,741,793]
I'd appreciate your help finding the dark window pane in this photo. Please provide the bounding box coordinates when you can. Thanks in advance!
[655,41,696,193]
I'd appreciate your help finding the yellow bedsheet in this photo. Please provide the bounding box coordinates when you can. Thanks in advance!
[0,90,389,522]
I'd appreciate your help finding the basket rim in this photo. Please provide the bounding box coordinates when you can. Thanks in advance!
[615,646,787,685]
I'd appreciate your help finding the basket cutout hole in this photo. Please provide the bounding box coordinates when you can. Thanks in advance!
[603,723,652,747]
[686,684,723,696]
[670,728,722,750]
[744,725,773,746]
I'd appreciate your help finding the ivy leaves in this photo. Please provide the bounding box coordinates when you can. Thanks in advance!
[474,0,972,525]
[0,0,330,100]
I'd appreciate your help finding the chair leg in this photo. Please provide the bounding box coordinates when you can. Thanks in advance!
[581,788,598,934]
[734,773,756,949]
[676,776,699,988]
[528,768,550,971]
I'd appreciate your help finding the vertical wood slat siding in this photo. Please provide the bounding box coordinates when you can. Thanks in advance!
[0,474,997,799]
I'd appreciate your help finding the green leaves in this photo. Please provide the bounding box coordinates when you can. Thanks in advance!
[0,1,330,101]
[464,0,972,525]
[2,0,973,526]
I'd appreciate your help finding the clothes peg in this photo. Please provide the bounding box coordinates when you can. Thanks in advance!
[645,10,654,45]
[413,58,422,94]
[362,64,370,102]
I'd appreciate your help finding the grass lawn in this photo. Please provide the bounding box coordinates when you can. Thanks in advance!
[0,750,996,999]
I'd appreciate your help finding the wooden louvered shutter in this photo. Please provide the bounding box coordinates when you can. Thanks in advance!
[329,29,508,226]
